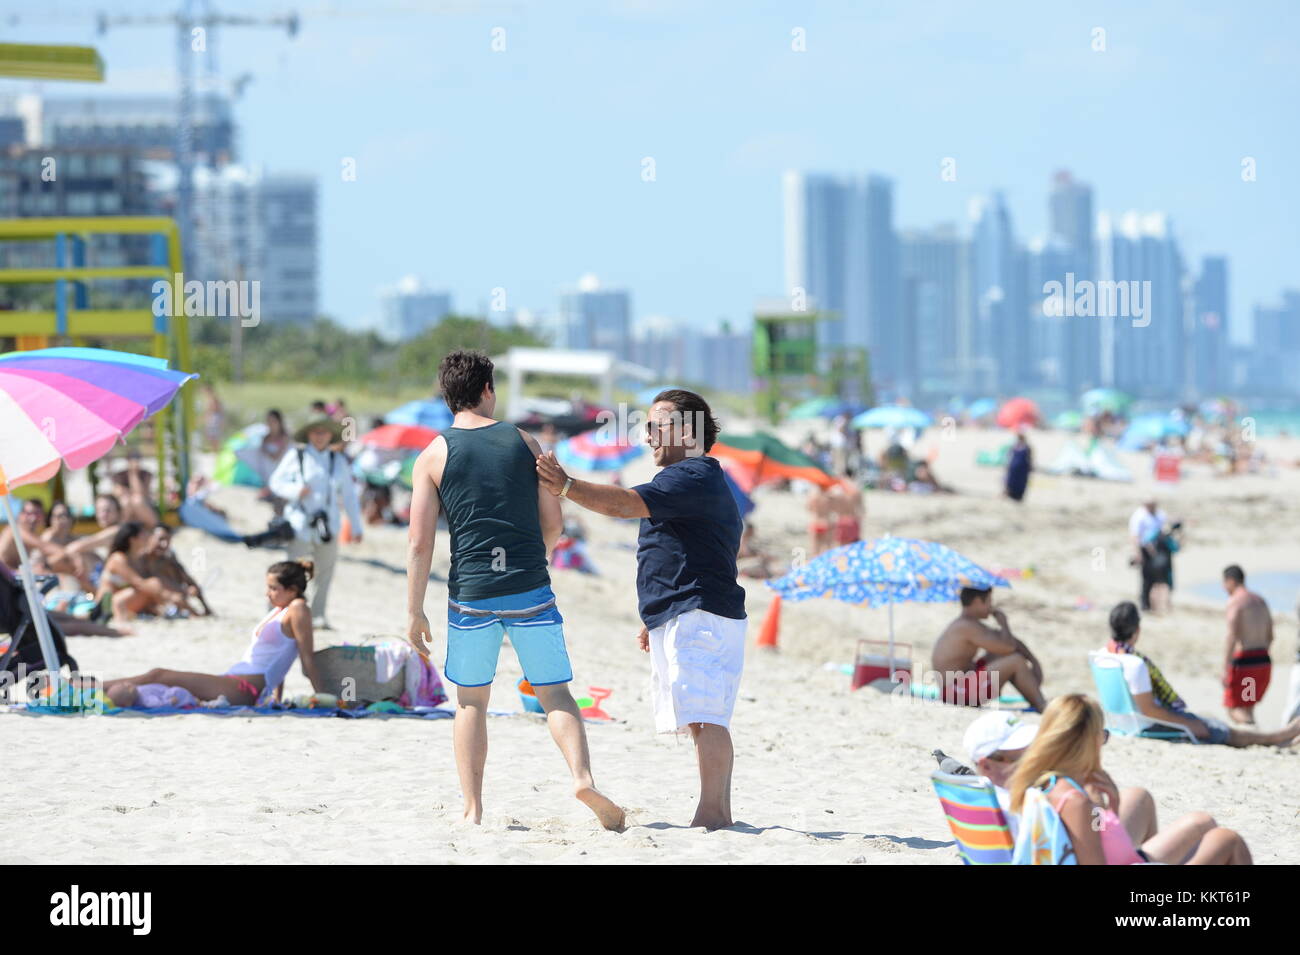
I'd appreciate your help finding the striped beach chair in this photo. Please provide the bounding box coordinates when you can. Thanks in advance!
[931,770,1015,865]
[1087,651,1198,743]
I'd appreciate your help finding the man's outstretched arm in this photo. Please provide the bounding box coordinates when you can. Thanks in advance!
[536,451,649,519]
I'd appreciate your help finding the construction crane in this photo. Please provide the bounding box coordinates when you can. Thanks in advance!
[96,2,299,273]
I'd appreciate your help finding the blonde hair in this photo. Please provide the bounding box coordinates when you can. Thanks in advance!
[1008,694,1105,813]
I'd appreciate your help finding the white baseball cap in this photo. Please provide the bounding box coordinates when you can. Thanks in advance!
[964,711,1038,764]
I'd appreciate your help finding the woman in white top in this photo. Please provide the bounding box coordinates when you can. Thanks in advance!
[103,559,325,707]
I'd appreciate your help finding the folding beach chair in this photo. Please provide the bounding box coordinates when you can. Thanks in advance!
[1087,651,1198,743]
[930,770,1015,865]
[0,563,77,680]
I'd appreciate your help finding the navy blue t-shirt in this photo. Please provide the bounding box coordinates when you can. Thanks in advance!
[632,454,746,629]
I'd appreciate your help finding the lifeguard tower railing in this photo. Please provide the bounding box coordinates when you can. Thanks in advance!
[0,216,194,512]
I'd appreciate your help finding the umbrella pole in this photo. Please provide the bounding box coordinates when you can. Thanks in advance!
[888,602,895,680]
[2,493,65,683]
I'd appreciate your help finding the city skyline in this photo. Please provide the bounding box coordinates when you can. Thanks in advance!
[1,1,1295,348]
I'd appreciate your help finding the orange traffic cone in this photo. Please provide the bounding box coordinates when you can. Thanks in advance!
[755,594,781,650]
[339,514,353,544]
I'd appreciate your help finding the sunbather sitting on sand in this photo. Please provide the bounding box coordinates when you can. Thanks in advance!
[103,559,324,707]
[1103,601,1300,747]
[138,526,212,616]
[942,711,1238,864]
[1009,695,1252,864]
[95,522,193,627]
[932,587,1047,711]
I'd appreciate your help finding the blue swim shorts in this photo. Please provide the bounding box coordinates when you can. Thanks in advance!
[444,584,572,688]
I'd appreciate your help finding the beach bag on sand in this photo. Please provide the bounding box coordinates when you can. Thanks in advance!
[1011,783,1077,866]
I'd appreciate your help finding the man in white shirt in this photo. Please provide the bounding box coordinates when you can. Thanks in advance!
[1128,499,1169,610]
[268,417,363,629]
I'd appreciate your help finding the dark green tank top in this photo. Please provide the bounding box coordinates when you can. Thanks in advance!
[439,421,550,600]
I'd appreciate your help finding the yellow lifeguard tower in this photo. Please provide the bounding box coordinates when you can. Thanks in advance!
[0,44,194,513]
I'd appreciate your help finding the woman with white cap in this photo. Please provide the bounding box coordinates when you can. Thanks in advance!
[267,416,363,630]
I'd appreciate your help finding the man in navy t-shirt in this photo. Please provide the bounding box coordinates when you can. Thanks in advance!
[536,389,747,830]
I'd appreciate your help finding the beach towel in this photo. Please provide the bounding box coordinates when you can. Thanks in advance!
[1107,639,1185,712]
[5,700,468,719]
[372,641,449,708]
[1011,784,1077,865]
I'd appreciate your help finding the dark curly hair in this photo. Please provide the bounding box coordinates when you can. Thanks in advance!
[438,350,495,413]
[653,388,720,452]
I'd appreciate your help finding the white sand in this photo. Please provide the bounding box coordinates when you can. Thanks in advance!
[5,429,1299,865]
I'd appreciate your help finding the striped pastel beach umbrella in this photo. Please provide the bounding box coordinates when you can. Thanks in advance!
[555,429,644,472]
[0,346,195,676]
[767,536,1009,677]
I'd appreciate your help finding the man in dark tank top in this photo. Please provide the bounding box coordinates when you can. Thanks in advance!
[405,350,623,831]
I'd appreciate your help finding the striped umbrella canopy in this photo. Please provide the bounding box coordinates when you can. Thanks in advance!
[0,346,195,680]
[358,423,440,451]
[555,428,645,472]
[0,346,195,493]
[710,431,835,489]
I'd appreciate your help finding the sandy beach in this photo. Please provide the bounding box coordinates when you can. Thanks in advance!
[5,428,1299,865]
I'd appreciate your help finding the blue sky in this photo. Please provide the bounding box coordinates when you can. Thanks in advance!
[5,0,1297,344]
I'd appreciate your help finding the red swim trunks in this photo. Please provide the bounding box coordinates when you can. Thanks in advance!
[834,516,860,545]
[1223,651,1271,710]
[941,659,997,707]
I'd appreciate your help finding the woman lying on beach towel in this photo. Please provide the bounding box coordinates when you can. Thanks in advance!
[102,559,326,708]
[1010,695,1252,865]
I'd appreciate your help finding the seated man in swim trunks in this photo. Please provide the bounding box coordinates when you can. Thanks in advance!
[932,587,1047,712]
[1103,601,1300,747]
[1221,565,1273,724]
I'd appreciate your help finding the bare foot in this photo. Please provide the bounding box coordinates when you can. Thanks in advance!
[689,814,733,831]
[461,805,483,826]
[1227,707,1256,725]
[575,785,626,832]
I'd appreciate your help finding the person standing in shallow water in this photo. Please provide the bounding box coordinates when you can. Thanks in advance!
[537,389,747,830]
[405,349,624,831]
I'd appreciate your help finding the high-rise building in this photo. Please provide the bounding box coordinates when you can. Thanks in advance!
[633,317,752,394]
[900,224,964,398]
[181,165,318,323]
[783,172,903,394]
[0,146,157,282]
[1026,234,1074,389]
[1191,257,1229,398]
[558,274,631,359]
[1251,290,1300,396]
[968,193,1029,393]
[259,173,318,323]
[1047,171,1100,395]
[1099,211,1186,398]
[35,93,237,165]
[379,276,452,341]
